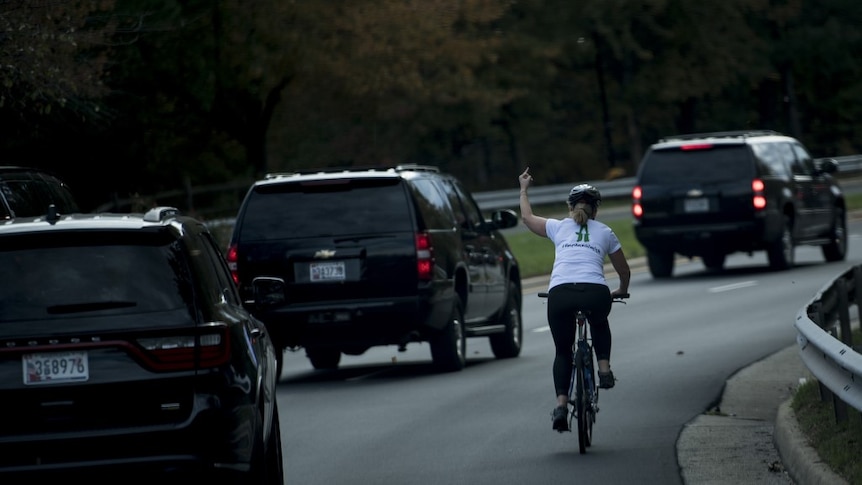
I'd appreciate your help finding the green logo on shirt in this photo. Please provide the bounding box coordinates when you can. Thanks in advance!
[577,225,590,242]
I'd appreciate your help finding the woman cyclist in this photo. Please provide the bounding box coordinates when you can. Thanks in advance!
[518,167,631,432]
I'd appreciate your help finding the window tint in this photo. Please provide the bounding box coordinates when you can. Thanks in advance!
[640,146,755,184]
[198,231,241,305]
[0,176,79,218]
[439,178,483,229]
[0,237,192,321]
[239,178,413,241]
[790,142,815,175]
[409,178,454,230]
[751,142,790,177]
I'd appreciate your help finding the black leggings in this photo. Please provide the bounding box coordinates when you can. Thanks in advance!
[547,283,612,397]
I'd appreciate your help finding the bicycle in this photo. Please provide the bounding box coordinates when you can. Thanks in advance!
[538,291,629,454]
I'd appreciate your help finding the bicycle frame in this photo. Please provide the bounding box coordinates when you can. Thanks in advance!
[539,291,628,455]
[570,310,597,454]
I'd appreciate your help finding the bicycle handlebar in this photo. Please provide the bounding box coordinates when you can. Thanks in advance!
[537,292,630,301]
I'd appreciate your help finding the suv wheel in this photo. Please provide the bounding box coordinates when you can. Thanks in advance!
[489,282,522,359]
[767,215,794,270]
[647,250,674,278]
[306,347,341,370]
[430,299,466,372]
[822,206,847,262]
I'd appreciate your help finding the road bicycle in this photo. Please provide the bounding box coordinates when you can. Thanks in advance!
[538,291,629,454]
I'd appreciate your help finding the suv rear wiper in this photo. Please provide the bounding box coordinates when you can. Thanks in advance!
[333,234,396,243]
[46,300,138,314]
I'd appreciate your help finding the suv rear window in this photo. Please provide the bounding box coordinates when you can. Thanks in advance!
[0,176,79,218]
[640,145,755,184]
[239,178,413,240]
[0,235,191,321]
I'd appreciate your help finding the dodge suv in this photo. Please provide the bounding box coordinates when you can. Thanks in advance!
[0,206,282,483]
[632,130,846,278]
[226,164,523,373]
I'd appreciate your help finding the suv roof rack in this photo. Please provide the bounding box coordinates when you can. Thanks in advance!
[659,130,783,143]
[394,164,440,173]
[263,164,441,180]
[143,206,180,222]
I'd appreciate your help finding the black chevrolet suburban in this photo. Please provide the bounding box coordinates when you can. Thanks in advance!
[227,164,523,372]
[632,130,846,278]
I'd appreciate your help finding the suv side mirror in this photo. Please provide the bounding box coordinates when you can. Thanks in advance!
[815,158,839,175]
[491,209,518,229]
[252,276,286,309]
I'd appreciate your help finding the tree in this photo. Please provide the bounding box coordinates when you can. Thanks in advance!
[0,0,116,121]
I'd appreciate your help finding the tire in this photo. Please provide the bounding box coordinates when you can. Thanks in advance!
[306,347,341,370]
[264,403,285,485]
[489,282,522,359]
[430,299,466,372]
[767,215,794,271]
[701,252,726,271]
[574,349,588,454]
[584,348,595,448]
[822,206,847,262]
[275,348,284,381]
[647,250,674,279]
[222,403,283,485]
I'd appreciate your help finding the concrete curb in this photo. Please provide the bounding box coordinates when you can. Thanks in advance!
[775,400,849,485]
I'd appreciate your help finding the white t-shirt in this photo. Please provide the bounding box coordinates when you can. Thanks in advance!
[545,218,622,290]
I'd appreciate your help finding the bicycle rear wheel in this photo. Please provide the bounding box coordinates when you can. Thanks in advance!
[583,348,596,448]
[574,349,588,454]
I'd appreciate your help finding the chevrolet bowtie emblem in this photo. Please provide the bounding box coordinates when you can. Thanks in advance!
[314,249,336,259]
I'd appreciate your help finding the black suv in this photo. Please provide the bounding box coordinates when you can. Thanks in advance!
[227,164,523,373]
[0,166,79,220]
[0,207,282,483]
[632,130,846,278]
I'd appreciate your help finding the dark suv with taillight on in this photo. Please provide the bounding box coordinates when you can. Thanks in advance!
[632,130,846,278]
[0,207,283,483]
[227,164,523,373]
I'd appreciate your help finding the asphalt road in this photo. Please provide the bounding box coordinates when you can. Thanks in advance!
[273,225,861,484]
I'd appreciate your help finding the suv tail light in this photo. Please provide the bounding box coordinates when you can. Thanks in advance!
[680,143,713,151]
[632,185,643,220]
[415,232,435,281]
[135,325,231,371]
[226,244,239,285]
[752,179,766,211]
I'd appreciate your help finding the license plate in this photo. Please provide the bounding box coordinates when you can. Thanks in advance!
[308,311,351,324]
[22,351,89,385]
[310,261,346,282]
[684,198,709,213]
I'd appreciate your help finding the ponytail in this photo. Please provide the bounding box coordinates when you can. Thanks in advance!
[570,202,594,226]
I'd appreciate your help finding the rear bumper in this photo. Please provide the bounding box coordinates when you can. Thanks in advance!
[635,218,779,256]
[0,397,259,478]
[253,294,456,351]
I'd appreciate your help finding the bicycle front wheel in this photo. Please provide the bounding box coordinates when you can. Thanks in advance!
[574,349,588,454]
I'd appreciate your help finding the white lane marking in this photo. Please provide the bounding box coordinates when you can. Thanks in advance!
[708,281,758,293]
[534,326,551,333]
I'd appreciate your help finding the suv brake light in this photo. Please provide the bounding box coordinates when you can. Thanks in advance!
[632,185,643,219]
[135,325,231,371]
[226,244,239,285]
[416,232,435,281]
[680,143,713,151]
[752,179,766,210]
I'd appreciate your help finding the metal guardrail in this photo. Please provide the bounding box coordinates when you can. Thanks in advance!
[99,154,862,221]
[795,265,862,421]
[475,154,862,211]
